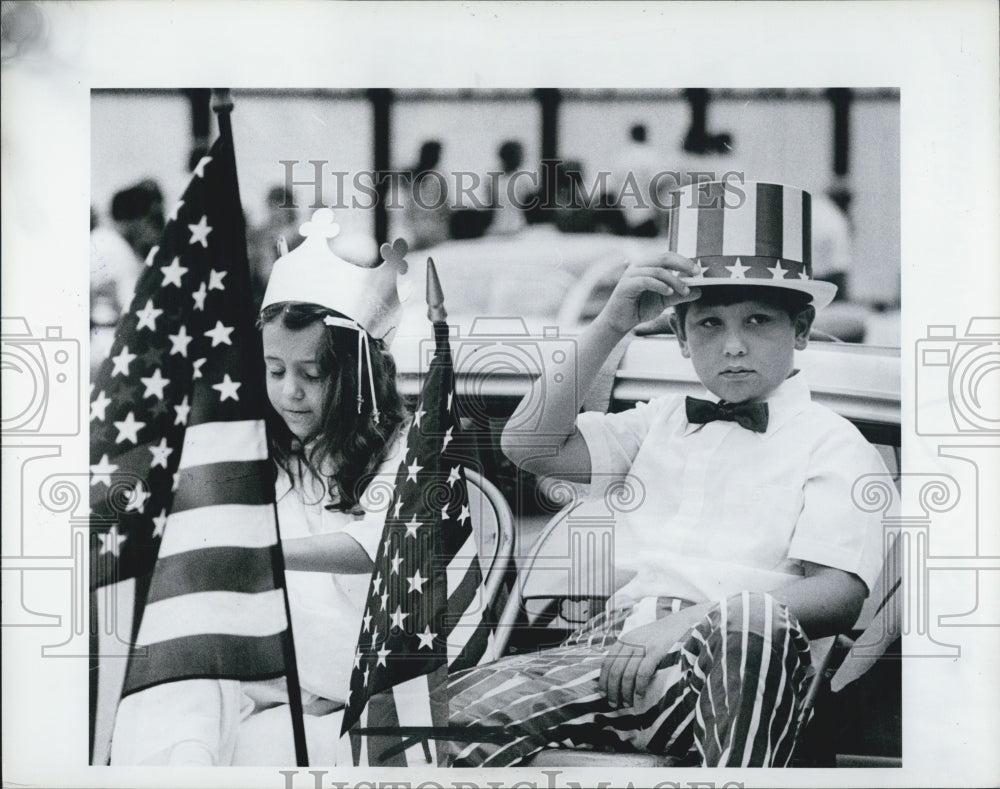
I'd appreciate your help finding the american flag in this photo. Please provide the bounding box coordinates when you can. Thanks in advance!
[340,321,496,766]
[89,111,305,763]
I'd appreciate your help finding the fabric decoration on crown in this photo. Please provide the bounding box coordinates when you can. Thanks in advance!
[667,180,837,310]
[261,208,413,422]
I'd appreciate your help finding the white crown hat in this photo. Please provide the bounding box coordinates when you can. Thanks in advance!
[260,208,413,340]
[668,180,837,310]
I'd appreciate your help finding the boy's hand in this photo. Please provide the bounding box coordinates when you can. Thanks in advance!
[599,603,711,707]
[599,253,701,335]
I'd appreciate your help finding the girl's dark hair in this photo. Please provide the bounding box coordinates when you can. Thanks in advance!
[672,285,813,337]
[258,302,405,511]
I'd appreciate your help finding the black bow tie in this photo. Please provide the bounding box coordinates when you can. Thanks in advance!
[685,396,769,433]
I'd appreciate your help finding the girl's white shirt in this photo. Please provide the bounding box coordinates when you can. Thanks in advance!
[274,423,408,703]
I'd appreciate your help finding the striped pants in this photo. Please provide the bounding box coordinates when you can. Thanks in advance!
[446,591,812,767]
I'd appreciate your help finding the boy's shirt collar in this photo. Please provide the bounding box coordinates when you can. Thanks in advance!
[683,370,811,437]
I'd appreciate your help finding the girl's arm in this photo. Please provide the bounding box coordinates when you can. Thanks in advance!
[281,532,374,574]
[500,253,697,483]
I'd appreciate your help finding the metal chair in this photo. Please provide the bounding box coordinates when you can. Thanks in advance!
[459,468,516,659]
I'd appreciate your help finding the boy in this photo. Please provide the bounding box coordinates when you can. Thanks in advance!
[446,181,887,767]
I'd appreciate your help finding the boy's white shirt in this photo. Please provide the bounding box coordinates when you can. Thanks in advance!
[577,372,888,611]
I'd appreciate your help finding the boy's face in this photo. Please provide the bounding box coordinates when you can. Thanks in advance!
[677,296,812,403]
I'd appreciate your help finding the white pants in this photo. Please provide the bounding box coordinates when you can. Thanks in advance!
[111,678,351,766]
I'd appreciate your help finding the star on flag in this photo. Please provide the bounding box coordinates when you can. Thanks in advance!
[90,454,118,487]
[204,321,234,347]
[188,215,212,247]
[168,325,193,357]
[135,300,164,331]
[113,411,145,444]
[208,269,227,291]
[212,374,241,402]
[111,347,137,377]
[192,282,208,311]
[192,156,213,178]
[91,390,112,422]
[160,257,189,288]
[98,525,126,556]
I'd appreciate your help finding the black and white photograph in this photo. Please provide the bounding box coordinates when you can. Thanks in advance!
[2,3,998,788]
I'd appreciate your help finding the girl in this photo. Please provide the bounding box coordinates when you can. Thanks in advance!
[112,211,411,765]
[233,300,409,765]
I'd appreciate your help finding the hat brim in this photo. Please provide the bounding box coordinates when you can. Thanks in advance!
[684,275,837,311]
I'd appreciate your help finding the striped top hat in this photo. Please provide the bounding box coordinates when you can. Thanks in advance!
[668,180,837,310]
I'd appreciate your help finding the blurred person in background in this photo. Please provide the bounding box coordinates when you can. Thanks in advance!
[90,179,166,374]
[810,187,867,342]
[90,180,165,327]
[553,159,627,236]
[248,185,303,311]
[397,140,451,250]
[612,123,662,237]
[486,139,529,237]
[810,188,854,300]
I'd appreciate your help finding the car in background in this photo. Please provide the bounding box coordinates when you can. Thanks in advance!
[393,225,659,344]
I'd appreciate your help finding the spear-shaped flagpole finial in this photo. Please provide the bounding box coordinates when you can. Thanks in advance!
[211,88,234,115]
[426,257,447,323]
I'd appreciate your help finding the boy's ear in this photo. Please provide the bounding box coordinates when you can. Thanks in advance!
[669,312,691,358]
[794,305,816,350]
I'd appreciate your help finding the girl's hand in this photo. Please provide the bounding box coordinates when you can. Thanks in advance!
[599,253,701,335]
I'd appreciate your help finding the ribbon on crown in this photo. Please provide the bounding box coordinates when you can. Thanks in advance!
[261,208,413,422]
[323,314,382,423]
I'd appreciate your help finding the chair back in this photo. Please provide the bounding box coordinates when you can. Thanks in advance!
[458,468,515,637]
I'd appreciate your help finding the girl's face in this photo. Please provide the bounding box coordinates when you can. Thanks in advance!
[262,320,328,442]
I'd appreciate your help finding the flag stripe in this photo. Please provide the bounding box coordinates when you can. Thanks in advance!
[449,617,492,673]
[695,182,726,258]
[800,190,812,268]
[392,674,438,766]
[145,546,279,603]
[445,533,479,597]
[135,589,288,645]
[364,693,408,767]
[157,503,279,558]
[754,183,784,259]
[177,419,268,469]
[675,188,699,257]
[722,182,757,256]
[123,632,287,696]
[171,460,274,512]
[781,186,803,263]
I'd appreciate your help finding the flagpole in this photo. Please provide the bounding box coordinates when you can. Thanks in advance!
[211,88,310,767]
